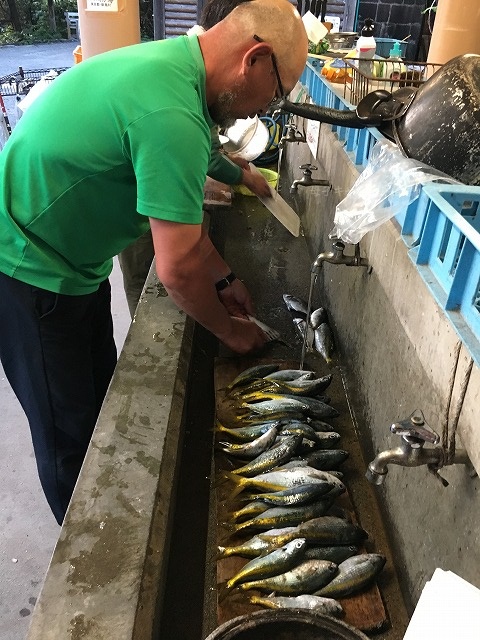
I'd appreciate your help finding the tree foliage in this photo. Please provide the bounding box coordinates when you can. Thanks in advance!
[0,0,154,43]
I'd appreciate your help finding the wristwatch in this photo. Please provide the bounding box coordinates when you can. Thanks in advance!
[215,272,236,291]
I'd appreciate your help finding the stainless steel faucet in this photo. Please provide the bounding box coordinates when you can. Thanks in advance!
[279,123,306,147]
[365,410,474,487]
[290,164,329,193]
[311,240,369,274]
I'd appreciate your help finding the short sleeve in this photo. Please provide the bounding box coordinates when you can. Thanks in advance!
[124,107,211,224]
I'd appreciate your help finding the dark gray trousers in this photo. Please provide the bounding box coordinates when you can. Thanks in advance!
[0,272,117,524]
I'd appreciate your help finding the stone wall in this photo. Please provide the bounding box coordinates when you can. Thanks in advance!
[357,0,428,60]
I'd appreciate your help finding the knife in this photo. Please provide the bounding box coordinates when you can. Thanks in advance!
[248,162,301,237]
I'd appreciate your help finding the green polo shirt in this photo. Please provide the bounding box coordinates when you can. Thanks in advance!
[0,36,214,294]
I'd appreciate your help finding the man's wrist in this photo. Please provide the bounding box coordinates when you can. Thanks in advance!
[215,272,236,291]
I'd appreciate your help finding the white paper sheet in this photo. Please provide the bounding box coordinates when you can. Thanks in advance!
[403,569,480,639]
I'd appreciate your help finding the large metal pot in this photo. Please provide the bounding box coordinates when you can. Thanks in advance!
[393,54,480,186]
[205,610,370,640]
[280,54,480,185]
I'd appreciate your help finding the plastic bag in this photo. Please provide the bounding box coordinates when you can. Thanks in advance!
[331,139,458,245]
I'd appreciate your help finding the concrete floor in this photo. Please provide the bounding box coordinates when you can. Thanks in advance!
[0,42,131,640]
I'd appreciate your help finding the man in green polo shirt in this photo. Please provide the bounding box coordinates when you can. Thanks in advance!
[0,0,308,523]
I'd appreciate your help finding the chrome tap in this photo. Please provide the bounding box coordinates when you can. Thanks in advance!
[290,164,329,193]
[279,123,306,147]
[311,240,369,275]
[365,410,474,487]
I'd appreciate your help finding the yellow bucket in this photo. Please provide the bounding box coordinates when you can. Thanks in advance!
[233,168,278,196]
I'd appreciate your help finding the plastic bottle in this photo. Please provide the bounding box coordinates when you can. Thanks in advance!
[355,18,376,76]
[385,41,406,81]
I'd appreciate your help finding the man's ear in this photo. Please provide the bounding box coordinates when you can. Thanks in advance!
[242,42,272,76]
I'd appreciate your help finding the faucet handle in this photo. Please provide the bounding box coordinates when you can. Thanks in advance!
[390,410,440,444]
[300,163,317,172]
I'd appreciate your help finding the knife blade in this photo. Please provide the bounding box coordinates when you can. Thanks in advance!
[249,162,301,237]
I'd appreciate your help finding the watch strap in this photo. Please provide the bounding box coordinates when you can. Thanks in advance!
[215,272,236,291]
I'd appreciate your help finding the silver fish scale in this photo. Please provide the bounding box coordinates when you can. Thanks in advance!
[227,538,307,589]
[250,593,343,617]
[239,559,338,595]
[232,435,301,477]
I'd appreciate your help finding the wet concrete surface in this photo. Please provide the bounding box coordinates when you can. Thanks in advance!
[198,197,409,639]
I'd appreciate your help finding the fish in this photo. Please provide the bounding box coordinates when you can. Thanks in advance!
[255,376,333,398]
[225,364,280,392]
[309,307,329,329]
[243,482,335,507]
[217,424,279,458]
[216,418,321,443]
[284,467,346,492]
[243,394,339,419]
[231,378,281,397]
[222,410,307,427]
[277,459,344,474]
[274,459,312,470]
[249,593,344,617]
[221,467,344,499]
[314,322,335,364]
[283,293,309,317]
[264,369,315,381]
[302,449,349,470]
[308,419,337,432]
[326,504,351,521]
[242,395,312,414]
[315,553,386,599]
[279,425,341,448]
[229,498,336,535]
[231,435,301,477]
[239,559,338,594]
[277,394,340,418]
[304,544,359,564]
[225,538,307,590]
[271,516,369,547]
[215,420,281,442]
[217,527,297,559]
[222,466,345,498]
[229,500,272,523]
[292,317,315,351]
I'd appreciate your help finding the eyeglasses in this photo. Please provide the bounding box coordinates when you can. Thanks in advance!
[253,34,286,100]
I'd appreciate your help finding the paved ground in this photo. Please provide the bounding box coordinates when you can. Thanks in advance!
[0,42,131,640]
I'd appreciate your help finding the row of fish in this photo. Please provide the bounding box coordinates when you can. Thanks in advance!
[216,363,386,619]
[284,293,335,364]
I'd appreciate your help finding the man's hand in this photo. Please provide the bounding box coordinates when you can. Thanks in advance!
[229,155,250,170]
[217,278,255,318]
[240,166,272,198]
[217,316,269,354]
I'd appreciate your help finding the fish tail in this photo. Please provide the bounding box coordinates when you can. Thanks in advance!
[249,595,275,609]
[239,492,255,502]
[217,581,235,603]
[221,470,247,499]
[219,519,237,533]
[217,545,228,559]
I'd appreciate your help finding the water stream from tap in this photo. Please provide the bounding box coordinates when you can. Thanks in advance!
[299,271,317,370]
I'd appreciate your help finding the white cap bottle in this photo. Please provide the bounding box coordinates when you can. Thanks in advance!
[355,18,376,76]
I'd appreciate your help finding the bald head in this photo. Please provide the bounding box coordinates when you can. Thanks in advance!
[221,0,308,88]
[199,0,307,125]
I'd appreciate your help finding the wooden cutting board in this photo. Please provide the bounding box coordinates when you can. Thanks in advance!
[213,358,389,634]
